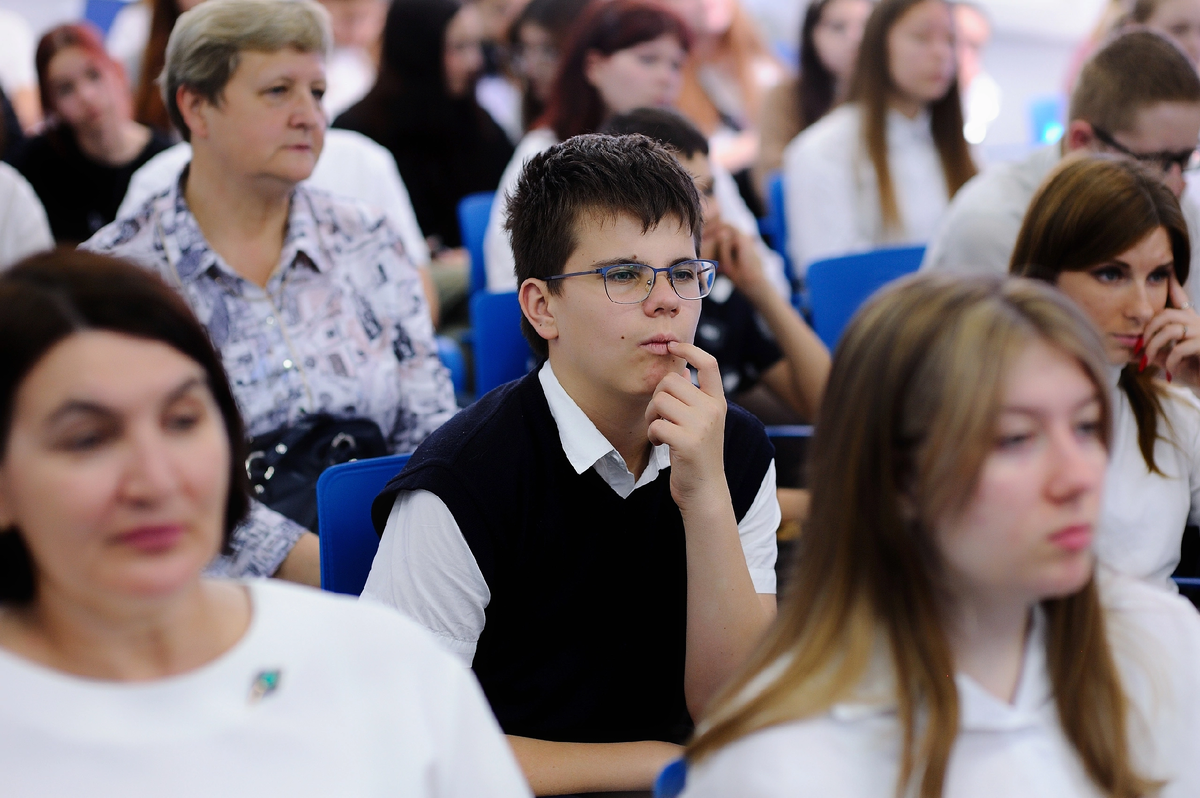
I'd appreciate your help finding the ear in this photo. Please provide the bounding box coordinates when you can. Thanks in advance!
[176,85,213,141]
[1064,119,1097,154]
[519,278,559,345]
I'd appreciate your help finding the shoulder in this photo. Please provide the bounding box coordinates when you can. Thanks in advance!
[80,188,171,260]
[788,105,859,158]
[1100,570,1200,692]
[293,184,397,245]
[407,377,536,469]
[319,127,396,170]
[0,161,35,198]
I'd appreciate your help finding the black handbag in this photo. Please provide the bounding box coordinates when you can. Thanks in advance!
[245,414,388,533]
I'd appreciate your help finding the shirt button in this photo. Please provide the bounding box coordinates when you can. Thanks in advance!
[283,359,294,369]
[265,316,275,325]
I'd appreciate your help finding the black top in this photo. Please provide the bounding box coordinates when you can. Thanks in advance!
[0,85,23,164]
[696,281,784,396]
[12,126,172,244]
[373,370,774,744]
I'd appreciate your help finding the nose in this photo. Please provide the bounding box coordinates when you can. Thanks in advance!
[1045,424,1105,505]
[643,268,682,316]
[1125,281,1157,328]
[120,426,181,507]
[1164,163,1186,198]
[291,89,326,130]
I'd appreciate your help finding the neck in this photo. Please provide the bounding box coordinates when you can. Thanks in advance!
[888,94,924,120]
[74,119,150,166]
[184,148,293,288]
[0,578,250,681]
[551,360,655,479]
[944,587,1033,703]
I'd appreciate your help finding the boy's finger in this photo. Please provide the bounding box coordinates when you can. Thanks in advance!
[666,341,723,398]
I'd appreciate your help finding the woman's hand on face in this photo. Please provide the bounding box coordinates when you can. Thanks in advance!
[713,223,769,301]
[1142,273,1200,386]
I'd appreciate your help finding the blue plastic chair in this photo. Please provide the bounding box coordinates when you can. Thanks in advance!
[805,246,925,350]
[1175,577,1200,589]
[457,192,495,297]
[84,0,128,35]
[317,453,411,595]
[470,290,536,396]
[654,758,688,798]
[1029,94,1066,146]
[436,335,466,396]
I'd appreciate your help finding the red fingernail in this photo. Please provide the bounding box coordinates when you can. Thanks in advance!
[1134,335,1145,355]
[1168,370,1174,382]
[1139,354,1148,372]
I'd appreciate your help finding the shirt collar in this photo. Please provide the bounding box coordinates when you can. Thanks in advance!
[538,361,671,498]
[159,166,328,286]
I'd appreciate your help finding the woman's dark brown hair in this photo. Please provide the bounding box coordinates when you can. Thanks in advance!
[1011,153,1190,475]
[134,0,183,133]
[509,0,597,130]
[539,0,691,141]
[797,0,848,132]
[689,274,1154,798]
[0,250,250,603]
[846,0,976,233]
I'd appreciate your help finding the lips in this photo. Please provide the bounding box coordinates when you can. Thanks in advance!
[640,334,679,356]
[116,525,185,554]
[1048,524,1092,553]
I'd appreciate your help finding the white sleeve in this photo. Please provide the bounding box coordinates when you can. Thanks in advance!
[712,162,790,300]
[118,144,193,218]
[361,489,490,664]
[0,164,53,267]
[737,460,780,594]
[783,131,859,274]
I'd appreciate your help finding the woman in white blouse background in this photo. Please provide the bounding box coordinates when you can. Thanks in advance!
[680,275,1200,797]
[0,252,529,798]
[782,0,976,272]
[1012,155,1200,591]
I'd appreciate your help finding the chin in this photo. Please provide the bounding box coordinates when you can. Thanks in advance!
[1037,552,1096,600]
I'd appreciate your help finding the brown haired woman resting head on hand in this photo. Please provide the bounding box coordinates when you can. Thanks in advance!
[680,274,1200,797]
[1011,153,1200,590]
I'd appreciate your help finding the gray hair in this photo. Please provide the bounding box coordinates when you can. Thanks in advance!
[163,0,332,140]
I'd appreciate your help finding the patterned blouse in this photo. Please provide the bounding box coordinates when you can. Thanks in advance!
[83,171,457,577]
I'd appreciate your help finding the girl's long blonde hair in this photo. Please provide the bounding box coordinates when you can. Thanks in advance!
[689,275,1155,798]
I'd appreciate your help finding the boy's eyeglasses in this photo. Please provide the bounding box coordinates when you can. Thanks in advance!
[1092,125,1200,174]
[546,259,718,304]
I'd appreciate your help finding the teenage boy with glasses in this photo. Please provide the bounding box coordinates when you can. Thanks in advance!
[923,29,1200,284]
[363,134,780,795]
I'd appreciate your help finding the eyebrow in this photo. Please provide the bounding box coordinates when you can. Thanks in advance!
[999,395,1101,417]
[589,256,699,269]
[44,376,207,427]
[1094,259,1174,272]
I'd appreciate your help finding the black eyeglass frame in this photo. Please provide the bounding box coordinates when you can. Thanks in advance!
[1091,125,1200,174]
[545,259,719,304]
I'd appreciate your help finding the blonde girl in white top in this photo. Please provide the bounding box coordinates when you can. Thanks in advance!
[682,275,1200,797]
[1012,154,1200,590]
[782,0,976,271]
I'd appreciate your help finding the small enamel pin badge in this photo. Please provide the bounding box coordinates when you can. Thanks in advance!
[249,669,282,704]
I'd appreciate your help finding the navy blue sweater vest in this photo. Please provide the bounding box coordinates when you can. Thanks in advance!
[372,371,774,744]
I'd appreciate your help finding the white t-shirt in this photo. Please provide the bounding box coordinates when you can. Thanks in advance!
[0,162,53,267]
[1098,367,1200,589]
[361,360,781,663]
[681,571,1200,798]
[323,47,376,121]
[117,129,432,267]
[482,128,790,299]
[782,104,953,273]
[0,579,532,798]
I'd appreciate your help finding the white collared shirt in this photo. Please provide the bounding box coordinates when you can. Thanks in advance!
[681,572,1200,798]
[362,361,781,663]
[782,104,954,272]
[1097,367,1200,589]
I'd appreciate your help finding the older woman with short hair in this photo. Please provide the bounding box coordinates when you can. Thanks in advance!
[84,0,457,586]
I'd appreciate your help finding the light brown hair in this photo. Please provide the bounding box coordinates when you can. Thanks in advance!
[1070,28,1200,135]
[133,0,182,134]
[1011,153,1189,475]
[688,275,1154,798]
[846,0,976,233]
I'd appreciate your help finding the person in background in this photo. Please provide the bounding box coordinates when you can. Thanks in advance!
[0,251,532,798]
[922,30,1200,286]
[955,1,999,146]
[132,0,205,136]
[474,0,533,142]
[83,0,457,586]
[666,0,787,183]
[1012,155,1200,591]
[13,23,171,245]
[507,0,595,131]
[483,0,692,288]
[0,164,53,268]
[335,0,514,253]
[754,0,872,197]
[0,8,43,133]
[1131,0,1200,66]
[680,275,1200,797]
[782,0,975,272]
[318,0,388,118]
[0,87,26,164]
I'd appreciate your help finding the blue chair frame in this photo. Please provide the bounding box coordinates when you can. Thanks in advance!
[470,290,536,397]
[317,453,411,595]
[805,246,925,350]
[654,758,688,798]
[457,192,495,297]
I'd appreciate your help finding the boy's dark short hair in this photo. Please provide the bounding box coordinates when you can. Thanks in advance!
[505,133,703,358]
[1071,29,1200,134]
[600,108,710,160]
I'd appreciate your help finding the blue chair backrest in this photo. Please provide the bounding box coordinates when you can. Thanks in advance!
[317,453,411,595]
[654,758,688,798]
[762,172,801,307]
[84,0,127,35]
[436,335,466,396]
[458,192,495,296]
[1029,94,1065,146]
[806,246,925,350]
[471,290,536,396]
